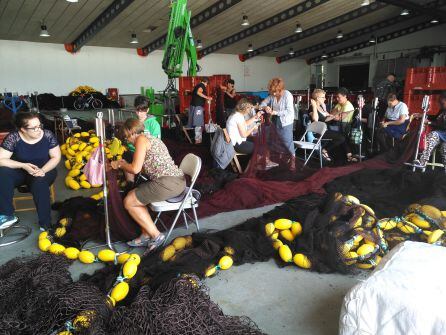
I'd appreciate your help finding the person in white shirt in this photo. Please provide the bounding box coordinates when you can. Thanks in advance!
[226,99,261,154]
[260,77,296,171]
[376,93,409,152]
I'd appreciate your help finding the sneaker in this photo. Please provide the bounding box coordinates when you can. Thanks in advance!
[0,215,18,230]
[145,233,165,255]
[39,227,46,232]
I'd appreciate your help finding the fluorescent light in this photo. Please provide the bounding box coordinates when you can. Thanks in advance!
[295,24,303,33]
[360,0,370,6]
[321,51,328,59]
[336,30,343,39]
[130,33,138,44]
[369,35,376,43]
[247,43,253,52]
[431,18,439,23]
[400,9,410,16]
[241,15,250,26]
[289,48,295,56]
[66,0,79,2]
[196,39,203,49]
[39,25,50,37]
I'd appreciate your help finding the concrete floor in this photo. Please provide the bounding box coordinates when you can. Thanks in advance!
[0,164,363,335]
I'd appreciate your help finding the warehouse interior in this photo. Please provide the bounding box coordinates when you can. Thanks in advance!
[0,0,446,334]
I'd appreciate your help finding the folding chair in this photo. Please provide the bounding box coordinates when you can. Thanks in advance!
[294,121,327,168]
[174,114,193,144]
[149,153,202,244]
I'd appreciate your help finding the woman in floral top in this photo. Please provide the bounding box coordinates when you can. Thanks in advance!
[112,118,185,252]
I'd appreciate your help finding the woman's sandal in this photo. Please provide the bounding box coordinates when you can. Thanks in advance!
[127,235,152,247]
[347,155,358,163]
[322,150,332,162]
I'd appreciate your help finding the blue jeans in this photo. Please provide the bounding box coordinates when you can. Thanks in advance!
[187,105,204,128]
[0,167,57,229]
[275,123,295,156]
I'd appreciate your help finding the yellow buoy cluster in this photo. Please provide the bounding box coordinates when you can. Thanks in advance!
[204,246,235,277]
[61,132,126,190]
[264,218,310,269]
[159,236,193,262]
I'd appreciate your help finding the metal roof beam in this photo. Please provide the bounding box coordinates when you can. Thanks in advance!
[307,21,444,64]
[240,1,386,61]
[65,0,135,53]
[199,0,330,58]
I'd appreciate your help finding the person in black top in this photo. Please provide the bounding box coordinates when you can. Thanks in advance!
[414,92,446,169]
[0,112,61,230]
[223,79,237,118]
[187,77,212,128]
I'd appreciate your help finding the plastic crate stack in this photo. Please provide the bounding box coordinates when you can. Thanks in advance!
[404,66,446,116]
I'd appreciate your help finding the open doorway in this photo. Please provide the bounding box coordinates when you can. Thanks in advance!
[339,63,369,90]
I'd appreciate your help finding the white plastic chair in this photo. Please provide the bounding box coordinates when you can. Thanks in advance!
[294,121,327,168]
[149,153,202,244]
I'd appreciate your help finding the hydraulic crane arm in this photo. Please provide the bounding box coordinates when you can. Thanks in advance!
[162,0,198,79]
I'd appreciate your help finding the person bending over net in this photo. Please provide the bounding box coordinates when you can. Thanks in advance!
[111,118,186,252]
[226,99,261,155]
[309,89,346,162]
[414,93,446,170]
[376,93,409,153]
[260,77,296,171]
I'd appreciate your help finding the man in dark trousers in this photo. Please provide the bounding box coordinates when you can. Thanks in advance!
[187,77,212,128]
[374,73,399,118]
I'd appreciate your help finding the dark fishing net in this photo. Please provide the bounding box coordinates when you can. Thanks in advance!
[0,254,111,335]
[107,275,264,335]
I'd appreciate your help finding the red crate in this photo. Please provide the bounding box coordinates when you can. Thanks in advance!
[405,66,446,90]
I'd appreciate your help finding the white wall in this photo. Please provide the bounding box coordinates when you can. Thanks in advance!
[313,24,446,88]
[0,39,310,96]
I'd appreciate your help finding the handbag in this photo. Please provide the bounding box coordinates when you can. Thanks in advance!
[83,147,104,186]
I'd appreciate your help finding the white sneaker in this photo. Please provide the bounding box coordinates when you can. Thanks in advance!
[0,215,18,230]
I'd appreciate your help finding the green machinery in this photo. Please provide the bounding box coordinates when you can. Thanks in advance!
[162,0,198,80]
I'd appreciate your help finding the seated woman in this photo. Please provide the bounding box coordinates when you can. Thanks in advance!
[112,118,186,252]
[226,99,261,155]
[309,89,346,162]
[376,93,409,152]
[414,93,446,169]
[0,112,61,230]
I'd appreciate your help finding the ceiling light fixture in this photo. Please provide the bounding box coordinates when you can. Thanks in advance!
[247,43,254,52]
[130,33,138,44]
[196,39,203,49]
[321,51,328,59]
[430,18,439,23]
[39,22,50,37]
[336,30,343,39]
[369,35,376,43]
[241,15,250,26]
[360,0,370,6]
[400,9,410,16]
[66,0,79,2]
[295,24,303,33]
[289,48,295,56]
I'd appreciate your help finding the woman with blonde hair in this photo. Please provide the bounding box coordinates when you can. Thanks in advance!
[309,89,346,161]
[260,77,296,170]
[112,118,186,252]
[226,98,261,155]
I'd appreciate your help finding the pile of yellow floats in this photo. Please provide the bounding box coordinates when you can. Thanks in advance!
[60,132,126,191]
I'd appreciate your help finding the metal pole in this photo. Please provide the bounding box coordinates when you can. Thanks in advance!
[411,95,430,172]
[307,88,310,110]
[95,112,114,251]
[370,97,378,154]
[357,95,365,162]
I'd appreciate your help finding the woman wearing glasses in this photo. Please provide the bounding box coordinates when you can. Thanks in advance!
[0,112,61,231]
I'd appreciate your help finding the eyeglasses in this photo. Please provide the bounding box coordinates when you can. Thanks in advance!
[136,108,148,113]
[25,124,44,132]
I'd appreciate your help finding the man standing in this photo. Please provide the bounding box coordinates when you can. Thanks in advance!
[223,79,237,118]
[188,77,212,128]
[374,73,399,117]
